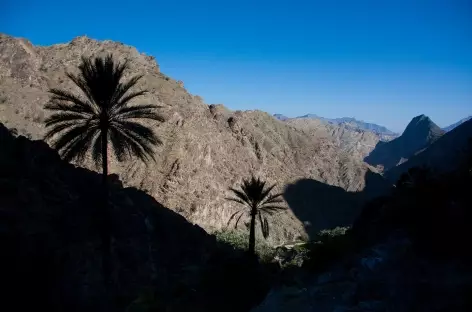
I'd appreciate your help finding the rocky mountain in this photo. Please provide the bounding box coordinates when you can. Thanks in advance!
[0,33,380,243]
[273,113,289,121]
[277,113,398,137]
[284,117,382,161]
[273,114,398,161]
[385,118,472,182]
[443,116,472,132]
[364,114,445,171]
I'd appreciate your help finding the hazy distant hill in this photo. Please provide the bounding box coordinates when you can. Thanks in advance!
[299,114,397,135]
[273,113,289,121]
[274,113,397,137]
[364,115,445,171]
[386,118,472,182]
[443,116,472,132]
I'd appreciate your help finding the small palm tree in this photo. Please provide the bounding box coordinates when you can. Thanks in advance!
[44,54,164,283]
[226,176,286,257]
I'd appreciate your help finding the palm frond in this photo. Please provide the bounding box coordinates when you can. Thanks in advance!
[48,88,96,114]
[225,197,248,206]
[226,209,244,227]
[44,112,92,127]
[110,122,157,162]
[65,72,98,110]
[60,128,99,163]
[51,123,97,154]
[44,120,84,141]
[241,176,267,204]
[234,211,246,229]
[113,105,165,121]
[78,55,121,110]
[229,187,251,205]
[45,100,94,115]
[258,213,270,239]
[91,132,103,166]
[259,205,286,215]
[118,120,161,145]
[262,217,270,239]
[109,126,128,162]
[259,192,285,207]
[114,89,147,110]
[111,75,144,108]
[260,183,276,201]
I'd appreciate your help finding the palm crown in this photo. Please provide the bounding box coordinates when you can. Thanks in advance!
[226,176,285,239]
[44,54,164,164]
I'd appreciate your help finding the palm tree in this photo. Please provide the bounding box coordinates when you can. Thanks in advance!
[44,54,164,283]
[226,176,286,257]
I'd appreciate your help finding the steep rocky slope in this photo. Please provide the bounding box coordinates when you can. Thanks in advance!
[0,123,273,312]
[443,116,472,132]
[285,117,382,161]
[365,114,445,171]
[385,118,472,182]
[0,33,378,243]
[276,114,398,138]
[298,114,397,136]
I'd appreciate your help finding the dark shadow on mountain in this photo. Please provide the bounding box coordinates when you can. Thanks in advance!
[364,114,444,171]
[283,169,391,239]
[385,119,472,183]
[0,123,272,312]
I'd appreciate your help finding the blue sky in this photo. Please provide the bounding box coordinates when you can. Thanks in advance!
[1,0,471,132]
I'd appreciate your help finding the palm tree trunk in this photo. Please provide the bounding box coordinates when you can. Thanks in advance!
[101,129,112,286]
[248,208,256,257]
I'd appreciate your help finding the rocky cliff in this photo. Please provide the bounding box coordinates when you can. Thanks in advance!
[385,118,472,182]
[365,114,444,171]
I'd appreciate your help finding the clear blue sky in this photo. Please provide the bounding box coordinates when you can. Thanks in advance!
[2,0,471,132]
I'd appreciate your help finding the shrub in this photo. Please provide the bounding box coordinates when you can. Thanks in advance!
[303,226,354,272]
[214,229,275,263]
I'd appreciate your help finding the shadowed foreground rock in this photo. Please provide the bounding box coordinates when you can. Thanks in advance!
[0,123,271,312]
[253,145,472,312]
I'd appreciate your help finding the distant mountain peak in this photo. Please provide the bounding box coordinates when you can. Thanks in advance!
[284,113,397,136]
[273,114,289,121]
[365,114,445,171]
[402,114,444,141]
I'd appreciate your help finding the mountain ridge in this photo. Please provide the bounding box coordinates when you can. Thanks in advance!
[443,116,472,132]
[274,113,397,136]
[385,118,472,182]
[364,114,445,171]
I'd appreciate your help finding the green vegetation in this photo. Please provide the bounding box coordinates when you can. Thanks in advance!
[43,54,165,284]
[214,229,275,263]
[304,226,353,272]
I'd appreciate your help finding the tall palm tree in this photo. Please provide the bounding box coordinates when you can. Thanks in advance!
[226,176,286,257]
[44,54,164,283]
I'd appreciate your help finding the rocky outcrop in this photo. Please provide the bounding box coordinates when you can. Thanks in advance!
[0,122,217,310]
[385,118,472,182]
[365,114,445,171]
[252,233,472,312]
[443,116,472,132]
[0,122,279,312]
[253,153,472,312]
[285,117,383,161]
[0,33,377,243]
